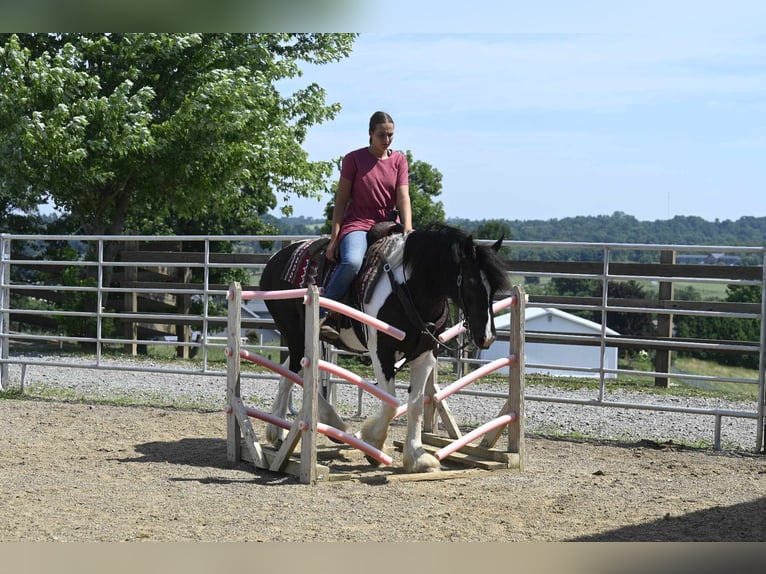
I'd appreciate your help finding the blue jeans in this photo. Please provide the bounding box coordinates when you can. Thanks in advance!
[321,230,367,317]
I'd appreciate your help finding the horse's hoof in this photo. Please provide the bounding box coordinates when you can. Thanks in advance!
[403,452,441,474]
[265,424,283,448]
[365,454,383,467]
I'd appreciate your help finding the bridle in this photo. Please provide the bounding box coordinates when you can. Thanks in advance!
[384,259,476,358]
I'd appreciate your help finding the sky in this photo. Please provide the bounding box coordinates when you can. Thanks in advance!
[273,5,766,223]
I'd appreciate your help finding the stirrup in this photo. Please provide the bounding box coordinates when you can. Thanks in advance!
[319,314,340,341]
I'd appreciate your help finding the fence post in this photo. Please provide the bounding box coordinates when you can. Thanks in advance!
[0,235,9,390]
[123,240,139,356]
[509,285,527,470]
[300,284,320,485]
[655,250,675,388]
[226,282,242,463]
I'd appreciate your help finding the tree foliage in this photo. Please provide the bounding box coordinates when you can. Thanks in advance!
[548,277,655,338]
[449,212,766,264]
[675,284,761,369]
[0,33,356,237]
[474,220,512,241]
[404,150,445,228]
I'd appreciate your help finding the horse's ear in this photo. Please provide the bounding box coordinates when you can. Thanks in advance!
[492,234,504,252]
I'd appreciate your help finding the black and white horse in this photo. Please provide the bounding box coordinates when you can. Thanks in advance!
[259,222,509,473]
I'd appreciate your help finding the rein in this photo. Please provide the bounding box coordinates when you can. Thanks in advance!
[382,262,471,358]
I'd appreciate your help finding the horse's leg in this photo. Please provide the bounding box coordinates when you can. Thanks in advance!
[265,359,295,448]
[402,351,441,473]
[318,393,348,434]
[359,395,396,464]
[359,335,397,461]
[266,360,348,448]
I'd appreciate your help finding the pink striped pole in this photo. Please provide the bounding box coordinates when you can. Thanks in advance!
[235,288,310,301]
[434,414,517,461]
[233,348,400,407]
[393,355,516,419]
[317,359,400,408]
[319,297,406,341]
[229,286,406,340]
[433,356,516,403]
[233,348,303,386]
[230,404,393,466]
[438,295,521,343]
[314,423,392,466]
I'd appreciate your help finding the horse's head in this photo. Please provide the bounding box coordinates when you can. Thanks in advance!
[403,223,509,349]
[457,235,509,349]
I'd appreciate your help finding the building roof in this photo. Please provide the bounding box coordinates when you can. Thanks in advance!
[494,307,619,336]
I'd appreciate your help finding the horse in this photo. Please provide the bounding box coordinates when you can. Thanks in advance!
[259,222,509,473]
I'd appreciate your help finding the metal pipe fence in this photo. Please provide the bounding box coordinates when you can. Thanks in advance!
[1,232,764,452]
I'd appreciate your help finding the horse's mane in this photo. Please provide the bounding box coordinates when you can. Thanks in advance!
[403,222,509,293]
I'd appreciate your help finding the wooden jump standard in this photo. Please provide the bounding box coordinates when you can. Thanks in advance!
[225,282,526,484]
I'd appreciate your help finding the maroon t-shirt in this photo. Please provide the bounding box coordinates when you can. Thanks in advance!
[338,147,409,240]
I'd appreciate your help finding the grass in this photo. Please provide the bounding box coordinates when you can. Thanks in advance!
[4,383,223,412]
[4,342,760,408]
[333,354,761,403]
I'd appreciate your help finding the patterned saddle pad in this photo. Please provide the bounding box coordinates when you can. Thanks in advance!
[280,237,336,290]
[281,234,405,307]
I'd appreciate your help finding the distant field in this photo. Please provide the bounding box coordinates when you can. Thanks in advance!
[672,281,729,300]
[670,356,760,400]
[512,276,730,301]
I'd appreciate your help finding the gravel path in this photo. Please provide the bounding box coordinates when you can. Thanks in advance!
[4,354,762,453]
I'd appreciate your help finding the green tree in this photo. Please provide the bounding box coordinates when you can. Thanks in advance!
[475,219,512,257]
[475,220,512,241]
[594,280,655,338]
[405,150,445,227]
[0,33,356,239]
[675,283,761,369]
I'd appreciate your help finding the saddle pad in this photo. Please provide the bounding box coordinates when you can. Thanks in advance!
[280,238,337,288]
[358,234,405,305]
[280,234,405,307]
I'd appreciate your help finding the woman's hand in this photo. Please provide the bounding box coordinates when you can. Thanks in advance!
[325,238,338,262]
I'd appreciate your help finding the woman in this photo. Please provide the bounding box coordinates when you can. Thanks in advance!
[320,111,412,339]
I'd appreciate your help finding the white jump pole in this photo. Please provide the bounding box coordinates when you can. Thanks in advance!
[317,359,400,408]
[393,351,516,418]
[236,348,303,385]
[239,288,309,300]
[319,297,406,341]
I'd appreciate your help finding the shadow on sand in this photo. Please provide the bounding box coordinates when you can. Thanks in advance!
[571,496,766,542]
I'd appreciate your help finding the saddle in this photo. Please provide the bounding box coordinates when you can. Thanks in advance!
[281,221,405,312]
[280,223,450,364]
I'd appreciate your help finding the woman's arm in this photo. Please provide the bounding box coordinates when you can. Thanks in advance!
[396,184,413,233]
[326,176,353,261]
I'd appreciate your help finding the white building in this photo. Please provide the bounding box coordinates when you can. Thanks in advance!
[481,308,620,378]
[243,298,281,345]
